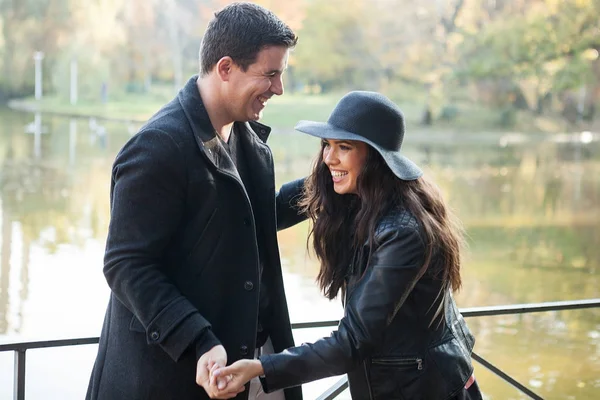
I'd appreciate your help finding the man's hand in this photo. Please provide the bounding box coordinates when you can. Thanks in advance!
[196,345,236,398]
[210,359,264,398]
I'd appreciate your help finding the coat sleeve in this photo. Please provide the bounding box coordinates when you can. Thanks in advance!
[103,129,220,362]
[275,178,307,230]
[259,226,426,392]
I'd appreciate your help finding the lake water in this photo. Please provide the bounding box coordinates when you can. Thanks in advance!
[0,107,598,399]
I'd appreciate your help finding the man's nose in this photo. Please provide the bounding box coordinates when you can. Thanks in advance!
[270,75,284,96]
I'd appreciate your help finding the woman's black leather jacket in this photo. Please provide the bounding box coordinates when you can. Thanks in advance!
[260,208,475,399]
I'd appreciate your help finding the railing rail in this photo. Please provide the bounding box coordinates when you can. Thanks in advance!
[460,298,600,317]
[471,352,543,400]
[2,298,599,400]
[315,377,348,400]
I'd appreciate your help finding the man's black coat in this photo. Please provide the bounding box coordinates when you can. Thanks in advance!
[86,76,305,400]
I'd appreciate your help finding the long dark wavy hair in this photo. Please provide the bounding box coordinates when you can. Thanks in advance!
[299,142,464,322]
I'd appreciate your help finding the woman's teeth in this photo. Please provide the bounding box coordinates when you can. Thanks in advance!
[331,171,347,177]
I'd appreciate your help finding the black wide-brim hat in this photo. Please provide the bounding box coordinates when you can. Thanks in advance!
[295,91,422,180]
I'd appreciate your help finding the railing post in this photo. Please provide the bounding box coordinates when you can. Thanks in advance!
[14,349,26,400]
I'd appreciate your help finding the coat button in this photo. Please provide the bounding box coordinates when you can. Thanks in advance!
[244,281,254,291]
[243,218,250,226]
[150,331,160,341]
[240,345,249,356]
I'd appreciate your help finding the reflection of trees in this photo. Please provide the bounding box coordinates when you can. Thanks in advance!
[2,116,117,248]
[0,112,119,334]
[542,174,562,215]
[18,238,31,333]
[0,206,11,334]
[423,140,600,273]
[428,141,600,220]
[469,226,599,272]
[0,210,33,335]
[0,147,73,334]
[1,157,73,252]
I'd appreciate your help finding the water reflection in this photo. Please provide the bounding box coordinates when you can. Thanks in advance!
[0,204,10,334]
[0,110,122,341]
[0,107,598,399]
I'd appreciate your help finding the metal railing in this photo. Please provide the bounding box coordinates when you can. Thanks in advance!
[1,298,599,400]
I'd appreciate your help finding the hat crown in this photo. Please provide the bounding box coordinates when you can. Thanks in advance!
[327,91,404,151]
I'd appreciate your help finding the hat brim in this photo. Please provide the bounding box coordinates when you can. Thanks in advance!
[295,120,423,181]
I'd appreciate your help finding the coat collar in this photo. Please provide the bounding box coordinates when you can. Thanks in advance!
[177,75,273,176]
[177,75,272,143]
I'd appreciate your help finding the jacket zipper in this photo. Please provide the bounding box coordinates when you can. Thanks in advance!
[371,357,423,370]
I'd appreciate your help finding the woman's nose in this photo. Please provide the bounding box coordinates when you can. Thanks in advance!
[323,149,338,165]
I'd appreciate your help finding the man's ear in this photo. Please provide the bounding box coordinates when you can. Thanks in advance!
[216,56,234,81]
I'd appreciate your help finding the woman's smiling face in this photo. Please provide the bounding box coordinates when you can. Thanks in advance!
[322,139,369,195]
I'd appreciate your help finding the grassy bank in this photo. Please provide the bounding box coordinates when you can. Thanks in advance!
[8,91,567,133]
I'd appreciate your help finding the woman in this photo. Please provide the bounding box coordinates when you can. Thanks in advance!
[213,91,482,400]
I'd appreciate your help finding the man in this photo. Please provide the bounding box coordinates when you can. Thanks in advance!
[86,3,304,399]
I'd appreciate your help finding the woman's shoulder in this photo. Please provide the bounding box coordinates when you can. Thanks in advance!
[375,207,421,238]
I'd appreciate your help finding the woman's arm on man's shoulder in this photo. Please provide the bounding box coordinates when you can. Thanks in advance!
[275,178,307,230]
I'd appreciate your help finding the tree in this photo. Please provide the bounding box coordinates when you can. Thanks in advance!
[457,0,600,121]
[291,0,378,91]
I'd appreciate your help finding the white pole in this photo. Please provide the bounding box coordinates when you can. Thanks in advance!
[33,51,44,100]
[70,58,78,105]
[69,119,77,165]
[33,113,42,158]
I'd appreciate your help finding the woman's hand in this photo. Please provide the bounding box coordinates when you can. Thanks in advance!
[209,359,264,398]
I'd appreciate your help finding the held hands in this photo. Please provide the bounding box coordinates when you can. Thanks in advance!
[196,344,263,399]
[209,359,265,399]
[196,345,241,399]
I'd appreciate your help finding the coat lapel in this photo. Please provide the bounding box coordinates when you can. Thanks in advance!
[237,122,277,231]
[239,121,274,195]
[176,75,276,209]
[177,75,242,183]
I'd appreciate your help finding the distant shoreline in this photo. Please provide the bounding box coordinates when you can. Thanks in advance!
[7,99,148,124]
[6,95,584,135]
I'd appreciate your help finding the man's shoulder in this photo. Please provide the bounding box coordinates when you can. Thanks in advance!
[142,97,188,136]
[134,97,207,152]
[117,97,195,161]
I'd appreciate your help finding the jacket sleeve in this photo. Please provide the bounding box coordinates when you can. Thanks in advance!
[103,129,220,362]
[275,178,307,230]
[259,226,425,392]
